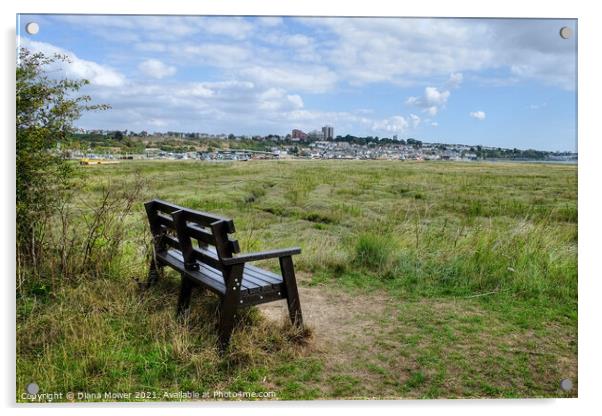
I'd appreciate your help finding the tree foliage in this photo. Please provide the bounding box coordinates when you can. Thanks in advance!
[16,47,109,260]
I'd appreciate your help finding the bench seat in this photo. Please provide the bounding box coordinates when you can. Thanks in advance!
[145,198,303,349]
[157,249,286,305]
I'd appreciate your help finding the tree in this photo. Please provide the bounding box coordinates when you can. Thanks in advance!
[407,138,422,147]
[16,48,109,260]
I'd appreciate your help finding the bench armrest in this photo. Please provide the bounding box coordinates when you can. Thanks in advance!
[221,247,301,266]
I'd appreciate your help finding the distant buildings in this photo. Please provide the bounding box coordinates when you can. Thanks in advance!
[291,125,335,141]
[322,126,334,140]
[292,129,307,140]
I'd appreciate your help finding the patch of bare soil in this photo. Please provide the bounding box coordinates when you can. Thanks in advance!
[258,282,578,398]
[259,285,394,355]
[259,287,399,381]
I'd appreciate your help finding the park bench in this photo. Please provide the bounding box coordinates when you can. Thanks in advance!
[144,199,304,349]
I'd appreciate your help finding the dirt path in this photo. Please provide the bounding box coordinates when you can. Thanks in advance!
[258,284,578,398]
[259,285,394,352]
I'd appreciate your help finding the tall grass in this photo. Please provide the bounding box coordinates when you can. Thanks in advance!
[16,160,577,400]
[17,275,315,399]
[17,173,147,295]
[353,232,395,272]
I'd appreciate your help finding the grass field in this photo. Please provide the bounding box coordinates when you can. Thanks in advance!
[16,160,577,400]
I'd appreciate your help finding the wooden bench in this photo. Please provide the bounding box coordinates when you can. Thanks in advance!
[144,199,303,349]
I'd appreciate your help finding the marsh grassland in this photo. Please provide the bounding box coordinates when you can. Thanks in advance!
[16,160,577,400]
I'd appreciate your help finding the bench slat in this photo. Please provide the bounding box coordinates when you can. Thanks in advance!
[245,263,282,283]
[192,247,222,270]
[238,271,276,292]
[152,199,235,232]
[163,234,180,250]
[187,223,215,246]
[149,201,239,254]
[156,250,226,295]
[194,261,269,292]
[243,265,282,287]
[192,258,277,292]
[164,250,228,289]
[156,212,174,228]
[158,248,282,294]
[186,223,240,254]
[197,263,254,291]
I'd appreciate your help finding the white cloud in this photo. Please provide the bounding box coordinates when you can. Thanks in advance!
[406,86,451,116]
[425,87,450,105]
[302,18,493,86]
[256,88,304,111]
[18,37,125,87]
[425,107,439,116]
[447,72,464,89]
[258,32,320,63]
[28,16,575,135]
[431,122,439,127]
[240,65,337,93]
[370,113,421,133]
[469,111,486,120]
[138,59,176,79]
[77,78,315,133]
[201,17,254,40]
[488,19,576,90]
[301,17,575,90]
[54,15,202,41]
[185,83,214,98]
[49,16,576,91]
[287,94,304,109]
[285,34,312,48]
[372,116,409,133]
[177,43,251,68]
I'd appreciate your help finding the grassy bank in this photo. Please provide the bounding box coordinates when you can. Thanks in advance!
[16,160,577,400]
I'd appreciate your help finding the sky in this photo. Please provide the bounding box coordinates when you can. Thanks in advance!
[17,15,577,151]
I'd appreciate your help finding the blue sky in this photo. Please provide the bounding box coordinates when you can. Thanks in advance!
[17,15,577,151]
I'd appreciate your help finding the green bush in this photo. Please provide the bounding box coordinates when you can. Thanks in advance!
[16,47,108,275]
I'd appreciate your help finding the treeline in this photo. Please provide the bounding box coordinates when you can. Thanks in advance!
[70,132,145,153]
[334,135,423,147]
[70,132,278,154]
[469,146,570,160]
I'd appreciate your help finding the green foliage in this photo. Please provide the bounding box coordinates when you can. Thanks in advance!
[16,47,109,261]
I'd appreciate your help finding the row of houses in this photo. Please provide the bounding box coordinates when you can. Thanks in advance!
[300,141,478,161]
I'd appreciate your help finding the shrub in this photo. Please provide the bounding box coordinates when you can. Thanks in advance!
[16,47,108,274]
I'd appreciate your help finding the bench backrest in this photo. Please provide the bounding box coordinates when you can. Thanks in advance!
[144,199,240,271]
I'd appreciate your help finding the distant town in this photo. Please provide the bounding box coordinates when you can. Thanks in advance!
[67,125,577,163]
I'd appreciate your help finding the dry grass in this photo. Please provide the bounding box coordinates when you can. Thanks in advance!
[17,160,577,400]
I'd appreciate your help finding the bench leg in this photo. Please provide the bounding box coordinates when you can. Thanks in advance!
[279,256,304,327]
[176,274,194,318]
[218,264,244,351]
[218,300,237,351]
[147,258,163,287]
